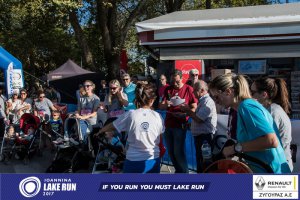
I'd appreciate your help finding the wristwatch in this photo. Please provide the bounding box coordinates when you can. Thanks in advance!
[234,143,243,153]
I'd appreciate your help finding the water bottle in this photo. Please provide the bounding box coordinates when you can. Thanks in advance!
[64,133,69,146]
[201,140,212,171]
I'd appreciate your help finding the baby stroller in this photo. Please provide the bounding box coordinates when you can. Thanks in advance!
[0,122,20,163]
[46,115,94,173]
[92,118,126,174]
[0,114,41,164]
[204,139,274,173]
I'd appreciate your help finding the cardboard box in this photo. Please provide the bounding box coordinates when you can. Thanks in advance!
[211,69,231,80]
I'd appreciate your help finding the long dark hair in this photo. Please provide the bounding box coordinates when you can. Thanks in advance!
[254,77,291,114]
[134,82,157,108]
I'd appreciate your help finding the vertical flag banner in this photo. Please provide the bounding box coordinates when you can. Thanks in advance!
[6,63,24,97]
[0,46,24,97]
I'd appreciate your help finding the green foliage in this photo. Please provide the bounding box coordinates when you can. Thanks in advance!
[0,0,275,82]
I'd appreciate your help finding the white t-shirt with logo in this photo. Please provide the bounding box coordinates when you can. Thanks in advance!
[113,108,165,161]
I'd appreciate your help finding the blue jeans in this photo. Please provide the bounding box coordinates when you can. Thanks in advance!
[123,158,160,173]
[79,120,89,144]
[164,127,188,173]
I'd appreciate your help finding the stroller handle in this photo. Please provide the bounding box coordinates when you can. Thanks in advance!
[219,139,274,173]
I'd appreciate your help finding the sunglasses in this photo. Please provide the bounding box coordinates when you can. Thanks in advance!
[84,84,93,88]
[20,93,26,95]
[110,87,118,90]
[122,79,129,81]
[191,74,199,76]
[39,96,45,98]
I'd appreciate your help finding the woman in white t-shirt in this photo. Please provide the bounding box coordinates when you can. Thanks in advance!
[98,82,165,173]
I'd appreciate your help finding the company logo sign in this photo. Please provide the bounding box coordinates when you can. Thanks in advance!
[175,60,203,83]
[255,176,266,190]
[253,175,298,199]
[19,176,41,198]
[19,176,77,197]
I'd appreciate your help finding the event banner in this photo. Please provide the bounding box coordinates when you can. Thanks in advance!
[5,62,24,97]
[0,174,298,200]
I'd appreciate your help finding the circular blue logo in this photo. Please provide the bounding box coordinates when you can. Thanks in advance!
[140,122,149,131]
[19,176,41,198]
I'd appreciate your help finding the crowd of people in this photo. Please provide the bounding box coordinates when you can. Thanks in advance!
[0,69,294,174]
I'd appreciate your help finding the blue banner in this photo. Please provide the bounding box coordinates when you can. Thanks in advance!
[1,174,298,200]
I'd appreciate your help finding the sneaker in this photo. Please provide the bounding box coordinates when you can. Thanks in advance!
[15,153,20,160]
[53,138,64,145]
[69,138,79,146]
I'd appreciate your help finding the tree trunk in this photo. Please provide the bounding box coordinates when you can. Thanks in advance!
[69,10,95,70]
[165,0,185,13]
[206,0,212,9]
[97,0,149,80]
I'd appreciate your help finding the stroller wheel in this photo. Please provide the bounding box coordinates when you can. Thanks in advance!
[0,154,5,162]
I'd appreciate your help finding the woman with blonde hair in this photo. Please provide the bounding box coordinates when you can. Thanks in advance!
[251,77,293,171]
[75,80,100,143]
[209,73,290,173]
[102,79,128,119]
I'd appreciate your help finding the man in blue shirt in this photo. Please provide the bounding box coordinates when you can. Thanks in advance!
[122,73,136,111]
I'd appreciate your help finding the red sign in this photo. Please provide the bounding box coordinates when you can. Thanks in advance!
[175,60,203,83]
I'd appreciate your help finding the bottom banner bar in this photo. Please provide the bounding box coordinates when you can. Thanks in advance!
[0,174,298,200]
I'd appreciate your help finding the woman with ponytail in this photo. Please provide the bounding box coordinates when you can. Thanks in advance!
[209,73,290,173]
[251,77,293,171]
[97,82,165,173]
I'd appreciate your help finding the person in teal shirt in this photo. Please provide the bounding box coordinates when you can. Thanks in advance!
[209,73,290,173]
[122,73,136,110]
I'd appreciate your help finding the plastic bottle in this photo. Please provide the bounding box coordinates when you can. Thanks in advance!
[201,140,212,171]
[64,133,69,146]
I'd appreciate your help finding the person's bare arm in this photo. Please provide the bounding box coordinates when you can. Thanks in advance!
[222,134,279,158]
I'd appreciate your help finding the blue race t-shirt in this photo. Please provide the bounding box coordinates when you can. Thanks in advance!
[237,99,291,173]
[123,82,136,110]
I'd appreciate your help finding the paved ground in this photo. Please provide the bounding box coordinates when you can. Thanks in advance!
[0,147,177,173]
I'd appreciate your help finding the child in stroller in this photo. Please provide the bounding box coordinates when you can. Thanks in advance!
[0,114,40,163]
[92,117,126,173]
[46,115,93,173]
[0,125,19,162]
